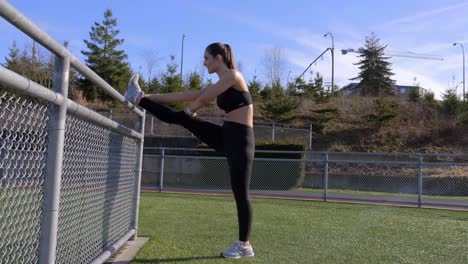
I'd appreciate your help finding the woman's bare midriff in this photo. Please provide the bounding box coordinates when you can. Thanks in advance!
[224,104,253,127]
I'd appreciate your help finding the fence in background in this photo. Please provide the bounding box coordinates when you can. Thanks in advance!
[0,1,145,263]
[141,148,468,210]
[94,108,313,148]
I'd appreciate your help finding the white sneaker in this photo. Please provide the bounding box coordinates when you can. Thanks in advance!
[221,240,254,259]
[124,73,144,104]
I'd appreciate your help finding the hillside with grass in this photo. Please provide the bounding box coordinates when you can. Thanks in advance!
[252,95,468,153]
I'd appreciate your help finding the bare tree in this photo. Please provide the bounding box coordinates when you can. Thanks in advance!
[236,60,243,73]
[262,46,286,87]
[142,49,163,82]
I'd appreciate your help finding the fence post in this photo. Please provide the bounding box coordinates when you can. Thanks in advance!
[39,55,70,264]
[130,110,145,241]
[323,153,329,202]
[309,124,313,150]
[159,148,165,192]
[417,154,423,208]
[272,123,276,142]
[150,116,154,136]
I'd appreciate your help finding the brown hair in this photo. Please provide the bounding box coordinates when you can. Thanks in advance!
[205,42,236,69]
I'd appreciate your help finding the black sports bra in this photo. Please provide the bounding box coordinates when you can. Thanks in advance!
[216,88,253,113]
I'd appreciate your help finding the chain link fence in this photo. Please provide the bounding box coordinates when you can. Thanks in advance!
[0,92,50,264]
[55,114,139,264]
[94,108,313,148]
[0,2,145,263]
[141,148,468,210]
[0,88,143,264]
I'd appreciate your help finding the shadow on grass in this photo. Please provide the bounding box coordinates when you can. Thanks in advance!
[132,255,222,263]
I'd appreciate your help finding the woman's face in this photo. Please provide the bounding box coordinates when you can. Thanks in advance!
[203,50,218,74]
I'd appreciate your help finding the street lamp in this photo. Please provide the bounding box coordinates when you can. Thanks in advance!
[324,32,334,92]
[453,42,465,101]
[180,34,186,87]
[287,70,292,87]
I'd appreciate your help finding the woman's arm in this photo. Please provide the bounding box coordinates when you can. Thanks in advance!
[143,88,206,103]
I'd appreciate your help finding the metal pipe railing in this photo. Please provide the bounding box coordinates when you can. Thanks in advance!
[0,65,143,140]
[38,55,70,264]
[89,229,136,264]
[0,1,146,262]
[130,110,146,240]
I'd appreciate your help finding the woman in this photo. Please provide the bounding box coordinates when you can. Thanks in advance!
[124,42,255,258]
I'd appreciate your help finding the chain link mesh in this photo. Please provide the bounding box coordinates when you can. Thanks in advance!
[163,156,231,191]
[327,160,419,203]
[55,113,138,264]
[142,150,468,208]
[422,162,468,207]
[0,91,50,264]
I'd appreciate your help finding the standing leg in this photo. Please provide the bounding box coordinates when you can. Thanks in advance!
[139,98,224,152]
[222,122,255,242]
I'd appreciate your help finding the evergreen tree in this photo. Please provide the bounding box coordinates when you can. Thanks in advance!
[408,88,421,102]
[5,41,54,89]
[4,41,21,70]
[310,106,340,134]
[286,78,298,96]
[441,89,460,116]
[367,98,400,128]
[260,85,273,100]
[248,75,262,102]
[261,93,300,122]
[423,90,436,104]
[351,33,395,96]
[260,82,299,122]
[81,9,132,101]
[147,77,162,93]
[188,71,203,91]
[160,55,184,109]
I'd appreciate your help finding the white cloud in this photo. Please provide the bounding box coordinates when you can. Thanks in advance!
[392,65,448,99]
[379,2,468,28]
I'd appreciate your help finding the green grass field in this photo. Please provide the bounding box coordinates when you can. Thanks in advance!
[134,192,468,264]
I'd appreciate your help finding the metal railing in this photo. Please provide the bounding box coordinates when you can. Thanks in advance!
[141,148,468,210]
[93,108,314,148]
[0,1,145,263]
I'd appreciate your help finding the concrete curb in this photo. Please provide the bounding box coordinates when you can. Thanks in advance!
[104,237,149,264]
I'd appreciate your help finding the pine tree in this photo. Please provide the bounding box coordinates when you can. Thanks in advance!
[248,75,262,102]
[408,88,421,102]
[81,9,132,101]
[147,77,162,93]
[160,55,184,109]
[441,89,460,116]
[351,33,395,96]
[5,41,54,89]
[4,41,21,70]
[188,71,203,91]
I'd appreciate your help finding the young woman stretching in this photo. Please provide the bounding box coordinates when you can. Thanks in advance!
[124,42,255,258]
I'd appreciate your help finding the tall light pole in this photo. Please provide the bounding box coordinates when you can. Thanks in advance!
[287,70,292,87]
[180,34,186,87]
[324,32,334,92]
[453,42,465,101]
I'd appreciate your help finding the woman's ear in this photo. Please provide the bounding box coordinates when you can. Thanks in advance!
[216,54,223,63]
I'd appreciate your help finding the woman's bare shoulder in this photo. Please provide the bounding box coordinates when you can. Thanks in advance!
[232,70,248,91]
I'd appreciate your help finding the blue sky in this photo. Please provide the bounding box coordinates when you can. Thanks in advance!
[1,0,468,99]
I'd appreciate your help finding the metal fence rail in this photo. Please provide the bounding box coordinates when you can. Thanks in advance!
[141,148,468,210]
[0,1,145,263]
[94,108,313,148]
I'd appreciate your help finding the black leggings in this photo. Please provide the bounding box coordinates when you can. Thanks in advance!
[139,98,254,242]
